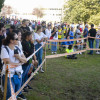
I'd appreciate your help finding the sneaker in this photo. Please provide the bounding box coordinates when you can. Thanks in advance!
[52,52,54,54]
[40,68,44,73]
[88,53,93,55]
[18,94,27,100]
[33,72,38,76]
[27,85,33,90]
[22,88,28,93]
[96,52,99,54]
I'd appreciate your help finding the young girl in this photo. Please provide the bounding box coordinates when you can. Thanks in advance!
[51,26,58,54]
[34,26,47,73]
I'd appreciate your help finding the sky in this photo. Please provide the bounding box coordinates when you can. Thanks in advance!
[4,0,65,13]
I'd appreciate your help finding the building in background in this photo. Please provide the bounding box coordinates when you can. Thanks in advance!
[40,7,64,22]
[3,0,66,22]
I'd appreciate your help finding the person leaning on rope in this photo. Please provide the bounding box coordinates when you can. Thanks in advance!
[21,31,37,92]
[1,33,27,100]
[34,25,47,73]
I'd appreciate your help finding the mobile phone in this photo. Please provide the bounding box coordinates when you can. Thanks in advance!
[14,49,18,54]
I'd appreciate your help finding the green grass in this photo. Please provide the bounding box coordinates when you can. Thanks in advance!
[23,50,100,100]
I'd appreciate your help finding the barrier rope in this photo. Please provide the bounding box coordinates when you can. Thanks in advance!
[46,49,87,59]
[46,42,86,47]
[47,36,100,42]
[47,37,87,42]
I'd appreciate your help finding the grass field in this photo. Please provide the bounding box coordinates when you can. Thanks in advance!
[23,49,100,100]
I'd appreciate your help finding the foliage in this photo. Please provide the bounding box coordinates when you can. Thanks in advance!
[0,5,13,16]
[0,0,5,12]
[64,0,100,25]
[32,8,44,19]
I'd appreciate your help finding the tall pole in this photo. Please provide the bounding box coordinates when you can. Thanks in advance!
[3,62,9,100]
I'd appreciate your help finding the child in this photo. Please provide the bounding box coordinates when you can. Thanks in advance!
[65,45,77,59]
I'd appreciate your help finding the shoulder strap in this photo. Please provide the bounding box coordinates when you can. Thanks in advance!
[15,46,21,53]
[4,46,9,54]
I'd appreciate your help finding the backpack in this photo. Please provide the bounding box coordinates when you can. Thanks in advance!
[4,46,21,54]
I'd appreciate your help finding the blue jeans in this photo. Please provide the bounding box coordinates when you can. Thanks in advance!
[35,44,43,66]
[22,64,31,85]
[89,39,94,54]
[2,75,22,100]
[51,42,57,52]
[96,39,100,48]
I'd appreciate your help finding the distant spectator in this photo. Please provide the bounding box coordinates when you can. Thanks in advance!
[69,27,74,44]
[88,24,97,55]
[95,25,100,54]
[6,25,15,36]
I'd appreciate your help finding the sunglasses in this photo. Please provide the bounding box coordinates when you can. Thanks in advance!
[14,38,18,40]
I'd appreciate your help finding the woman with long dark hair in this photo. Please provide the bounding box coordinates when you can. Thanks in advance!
[51,26,58,54]
[1,33,27,100]
[22,31,37,90]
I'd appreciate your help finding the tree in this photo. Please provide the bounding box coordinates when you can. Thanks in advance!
[32,8,44,19]
[64,0,100,25]
[0,0,5,12]
[1,5,13,16]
